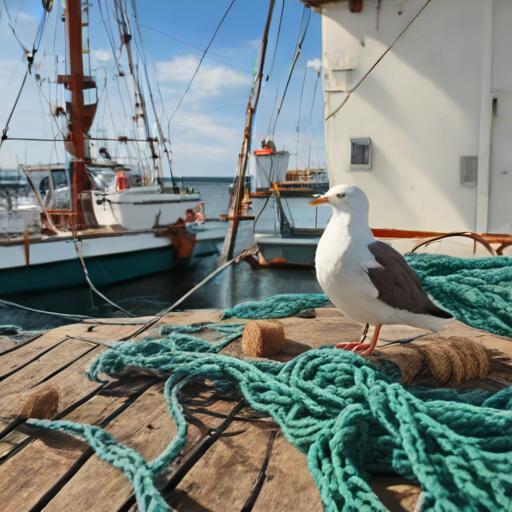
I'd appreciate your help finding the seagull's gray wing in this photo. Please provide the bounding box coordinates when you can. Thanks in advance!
[366,241,452,318]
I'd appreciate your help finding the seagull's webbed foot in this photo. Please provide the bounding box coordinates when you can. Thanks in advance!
[335,324,369,351]
[335,341,364,350]
[337,324,382,356]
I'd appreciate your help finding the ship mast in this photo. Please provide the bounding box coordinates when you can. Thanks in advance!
[62,0,95,230]
[219,0,276,264]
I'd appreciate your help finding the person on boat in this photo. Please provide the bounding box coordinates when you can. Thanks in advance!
[116,170,129,191]
[261,138,276,153]
[195,205,205,224]
[185,209,196,223]
[266,138,277,153]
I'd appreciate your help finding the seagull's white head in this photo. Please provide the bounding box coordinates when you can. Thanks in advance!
[309,184,369,217]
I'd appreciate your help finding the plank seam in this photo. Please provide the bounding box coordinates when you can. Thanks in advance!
[0,338,68,381]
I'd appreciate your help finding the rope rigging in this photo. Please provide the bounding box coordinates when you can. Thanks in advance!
[295,56,308,170]
[139,24,252,74]
[270,6,311,138]
[266,0,286,82]
[167,0,237,128]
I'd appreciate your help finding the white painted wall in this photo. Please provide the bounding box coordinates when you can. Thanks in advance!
[320,0,502,233]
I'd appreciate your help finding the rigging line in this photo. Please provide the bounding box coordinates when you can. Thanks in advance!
[325,0,432,121]
[125,250,245,340]
[113,68,132,127]
[266,74,281,138]
[35,79,66,139]
[2,0,13,24]
[109,0,125,59]
[36,81,48,133]
[271,8,312,137]
[138,24,252,74]
[309,72,320,127]
[306,72,320,171]
[266,0,285,81]
[125,0,169,170]
[14,0,26,24]
[0,69,29,151]
[128,1,174,183]
[118,76,147,168]
[130,2,178,173]
[295,56,308,171]
[0,297,93,320]
[97,0,122,70]
[307,116,323,171]
[71,239,135,317]
[32,9,51,60]
[52,0,58,54]
[167,0,237,128]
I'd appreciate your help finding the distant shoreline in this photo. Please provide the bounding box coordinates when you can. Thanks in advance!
[172,176,233,183]
[0,171,234,185]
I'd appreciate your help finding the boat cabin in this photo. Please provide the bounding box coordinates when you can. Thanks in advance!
[307,0,512,236]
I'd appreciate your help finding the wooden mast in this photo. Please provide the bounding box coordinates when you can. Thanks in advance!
[219,0,276,264]
[66,0,89,230]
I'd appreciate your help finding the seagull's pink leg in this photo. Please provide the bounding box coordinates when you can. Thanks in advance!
[354,324,382,356]
[335,324,369,350]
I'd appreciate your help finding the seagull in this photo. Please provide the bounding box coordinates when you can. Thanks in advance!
[309,184,453,355]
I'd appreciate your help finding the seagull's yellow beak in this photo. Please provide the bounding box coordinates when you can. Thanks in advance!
[309,195,329,206]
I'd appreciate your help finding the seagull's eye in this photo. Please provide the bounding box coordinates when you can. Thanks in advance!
[337,193,346,199]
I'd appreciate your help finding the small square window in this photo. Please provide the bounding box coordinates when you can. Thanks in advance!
[460,156,477,187]
[350,138,372,170]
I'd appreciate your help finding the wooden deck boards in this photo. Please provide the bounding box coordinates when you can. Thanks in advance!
[0,308,511,512]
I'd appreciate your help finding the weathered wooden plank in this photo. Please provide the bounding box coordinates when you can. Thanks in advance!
[252,431,322,512]
[0,323,137,380]
[43,382,176,512]
[0,323,142,429]
[169,421,272,512]
[0,337,16,355]
[0,331,68,379]
[0,344,104,455]
[0,378,151,512]
[0,339,96,427]
[252,432,421,512]
[43,383,240,512]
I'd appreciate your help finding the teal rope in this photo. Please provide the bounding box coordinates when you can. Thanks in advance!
[222,293,329,320]
[406,254,512,337]
[30,333,512,512]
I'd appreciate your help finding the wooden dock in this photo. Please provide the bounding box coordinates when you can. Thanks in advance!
[1,307,512,512]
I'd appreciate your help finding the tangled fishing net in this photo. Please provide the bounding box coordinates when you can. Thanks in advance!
[29,322,512,512]
[406,253,512,337]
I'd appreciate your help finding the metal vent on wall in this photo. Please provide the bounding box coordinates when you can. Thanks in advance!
[350,138,372,170]
[460,156,478,187]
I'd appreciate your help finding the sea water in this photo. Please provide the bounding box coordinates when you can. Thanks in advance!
[1,181,322,329]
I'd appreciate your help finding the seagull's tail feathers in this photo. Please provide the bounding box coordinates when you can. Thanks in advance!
[426,303,453,320]
[398,308,453,332]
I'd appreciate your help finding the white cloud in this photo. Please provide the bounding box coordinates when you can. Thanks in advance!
[92,49,112,62]
[247,39,261,49]
[172,110,239,141]
[155,54,251,99]
[307,58,322,73]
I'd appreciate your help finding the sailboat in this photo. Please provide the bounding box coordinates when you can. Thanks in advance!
[221,1,334,267]
[0,0,228,294]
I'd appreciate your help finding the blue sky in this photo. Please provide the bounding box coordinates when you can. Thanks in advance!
[0,0,326,177]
